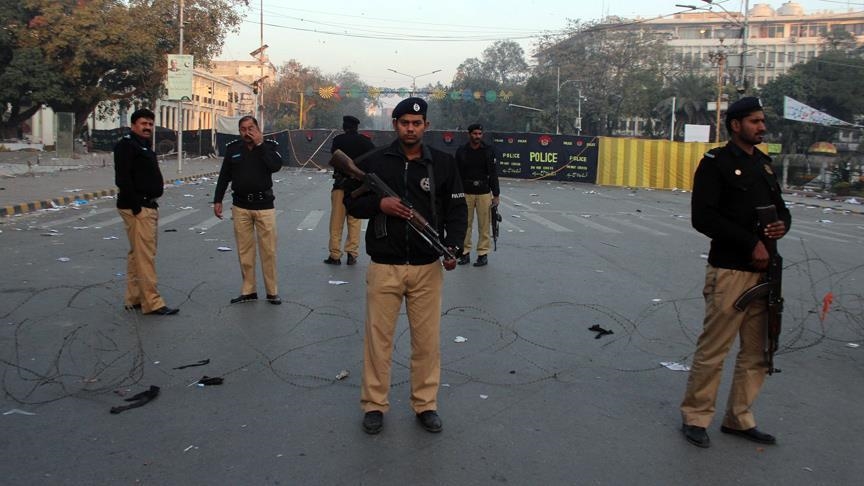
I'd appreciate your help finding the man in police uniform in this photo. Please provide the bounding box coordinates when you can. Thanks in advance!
[455,123,500,267]
[344,97,467,435]
[114,108,178,316]
[324,115,375,266]
[213,116,283,305]
[680,97,791,448]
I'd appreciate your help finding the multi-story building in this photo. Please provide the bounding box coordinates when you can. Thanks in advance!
[642,1,864,89]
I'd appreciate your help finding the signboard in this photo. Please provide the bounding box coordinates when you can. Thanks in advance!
[166,54,194,101]
[492,133,598,183]
[684,124,711,143]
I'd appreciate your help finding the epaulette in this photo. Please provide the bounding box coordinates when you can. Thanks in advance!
[123,134,131,139]
[226,139,241,146]
[264,138,279,146]
[703,151,715,159]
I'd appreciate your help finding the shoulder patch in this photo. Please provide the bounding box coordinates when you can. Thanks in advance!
[226,139,241,146]
[703,152,715,159]
[264,139,279,146]
[123,134,131,139]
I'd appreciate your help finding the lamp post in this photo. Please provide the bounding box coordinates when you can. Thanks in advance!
[508,103,545,132]
[555,67,583,135]
[387,68,442,96]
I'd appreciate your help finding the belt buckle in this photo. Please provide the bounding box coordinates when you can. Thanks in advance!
[247,194,254,202]
[472,181,480,187]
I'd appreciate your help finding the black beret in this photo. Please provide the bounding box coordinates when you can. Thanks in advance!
[392,97,427,119]
[467,123,483,132]
[726,96,763,122]
[342,115,360,129]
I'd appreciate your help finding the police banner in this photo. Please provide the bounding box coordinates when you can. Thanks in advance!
[166,54,194,101]
[491,133,599,183]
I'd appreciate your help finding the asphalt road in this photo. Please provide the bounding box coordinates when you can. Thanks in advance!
[1,168,862,485]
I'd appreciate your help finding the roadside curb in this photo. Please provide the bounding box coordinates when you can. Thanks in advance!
[0,171,219,218]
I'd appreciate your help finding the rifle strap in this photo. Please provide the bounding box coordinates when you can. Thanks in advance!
[424,160,439,229]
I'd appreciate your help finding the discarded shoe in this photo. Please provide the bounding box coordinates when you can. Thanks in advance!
[362,411,383,434]
[473,254,488,267]
[682,424,710,448]
[346,254,358,266]
[230,293,258,304]
[266,294,282,305]
[147,306,179,316]
[324,257,341,265]
[457,254,470,265]
[416,410,442,433]
[720,426,776,444]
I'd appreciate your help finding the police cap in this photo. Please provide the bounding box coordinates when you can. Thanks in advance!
[467,123,483,132]
[392,97,427,119]
[726,96,763,123]
[342,115,360,130]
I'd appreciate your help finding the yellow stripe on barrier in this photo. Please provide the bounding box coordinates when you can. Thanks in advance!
[598,137,722,191]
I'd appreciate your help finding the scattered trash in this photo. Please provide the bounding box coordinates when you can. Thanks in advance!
[72,226,89,230]
[164,228,177,232]
[110,385,160,414]
[819,219,833,224]
[56,257,70,262]
[328,280,349,285]
[844,197,860,205]
[479,395,488,399]
[822,208,833,213]
[41,230,62,236]
[530,193,538,196]
[179,206,193,210]
[454,336,468,343]
[195,376,223,386]
[700,254,709,259]
[183,445,198,452]
[509,370,516,374]
[847,343,860,349]
[183,194,194,197]
[153,361,160,365]
[335,370,350,380]
[660,361,690,372]
[217,246,232,251]
[584,190,597,194]
[103,236,119,240]
[802,467,813,472]
[820,292,833,322]
[511,214,522,219]
[173,359,210,370]
[651,298,663,302]
[580,214,591,218]
[72,199,88,206]
[589,324,614,339]
[3,408,36,416]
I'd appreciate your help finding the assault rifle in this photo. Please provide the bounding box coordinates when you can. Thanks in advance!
[491,204,502,251]
[733,205,784,375]
[329,150,456,261]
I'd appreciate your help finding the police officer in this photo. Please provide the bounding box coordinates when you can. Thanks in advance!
[114,108,178,316]
[213,116,283,305]
[324,115,375,265]
[680,97,791,448]
[455,123,500,267]
[344,97,467,435]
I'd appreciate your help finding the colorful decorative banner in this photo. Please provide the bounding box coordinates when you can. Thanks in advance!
[783,96,860,127]
[300,86,514,103]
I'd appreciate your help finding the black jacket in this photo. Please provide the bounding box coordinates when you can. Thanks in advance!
[455,141,500,196]
[114,133,164,213]
[213,139,283,210]
[330,130,375,190]
[691,142,791,271]
[344,140,467,265]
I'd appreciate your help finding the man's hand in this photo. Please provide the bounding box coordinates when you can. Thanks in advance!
[751,240,770,271]
[491,196,499,207]
[763,220,786,240]
[213,202,223,219]
[379,196,413,220]
[443,248,458,271]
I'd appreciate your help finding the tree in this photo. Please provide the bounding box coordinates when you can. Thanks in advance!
[653,73,716,140]
[2,0,245,137]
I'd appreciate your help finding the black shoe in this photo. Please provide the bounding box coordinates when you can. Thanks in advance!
[230,293,258,304]
[457,254,470,265]
[323,257,341,265]
[720,426,776,445]
[416,410,442,433]
[147,306,179,316]
[682,424,710,448]
[346,254,358,266]
[124,303,142,311]
[473,254,488,267]
[362,411,383,435]
[266,294,282,305]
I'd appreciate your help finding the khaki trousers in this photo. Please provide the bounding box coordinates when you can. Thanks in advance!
[361,261,443,414]
[119,208,166,313]
[328,189,361,260]
[231,206,278,296]
[681,265,768,429]
[463,192,493,256]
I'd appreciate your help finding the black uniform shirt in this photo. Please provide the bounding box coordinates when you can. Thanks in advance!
[114,133,164,213]
[455,141,500,196]
[691,142,791,271]
[213,139,283,210]
[330,130,375,190]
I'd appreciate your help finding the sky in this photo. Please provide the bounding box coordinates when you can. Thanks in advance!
[216,0,859,89]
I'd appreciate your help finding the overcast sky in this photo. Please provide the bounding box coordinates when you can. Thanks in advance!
[216,1,858,88]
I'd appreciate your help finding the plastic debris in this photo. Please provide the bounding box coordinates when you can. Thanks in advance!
[103,236,119,240]
[589,324,614,339]
[480,395,488,399]
[660,361,690,372]
[164,228,177,232]
[335,370,350,380]
[847,343,860,349]
[454,336,468,343]
[217,246,232,251]
[57,257,70,262]
[651,298,663,302]
[183,445,198,452]
[700,253,709,259]
[328,280,349,285]
[844,197,860,205]
[3,408,36,416]
[173,359,210,370]
[819,219,833,223]
[110,385,160,414]
[72,199,88,206]
[196,376,224,386]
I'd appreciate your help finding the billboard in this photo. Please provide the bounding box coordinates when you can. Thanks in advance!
[491,133,598,183]
[166,54,194,101]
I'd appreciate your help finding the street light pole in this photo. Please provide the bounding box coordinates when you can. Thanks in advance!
[177,0,184,174]
[556,67,582,135]
[387,68,442,96]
